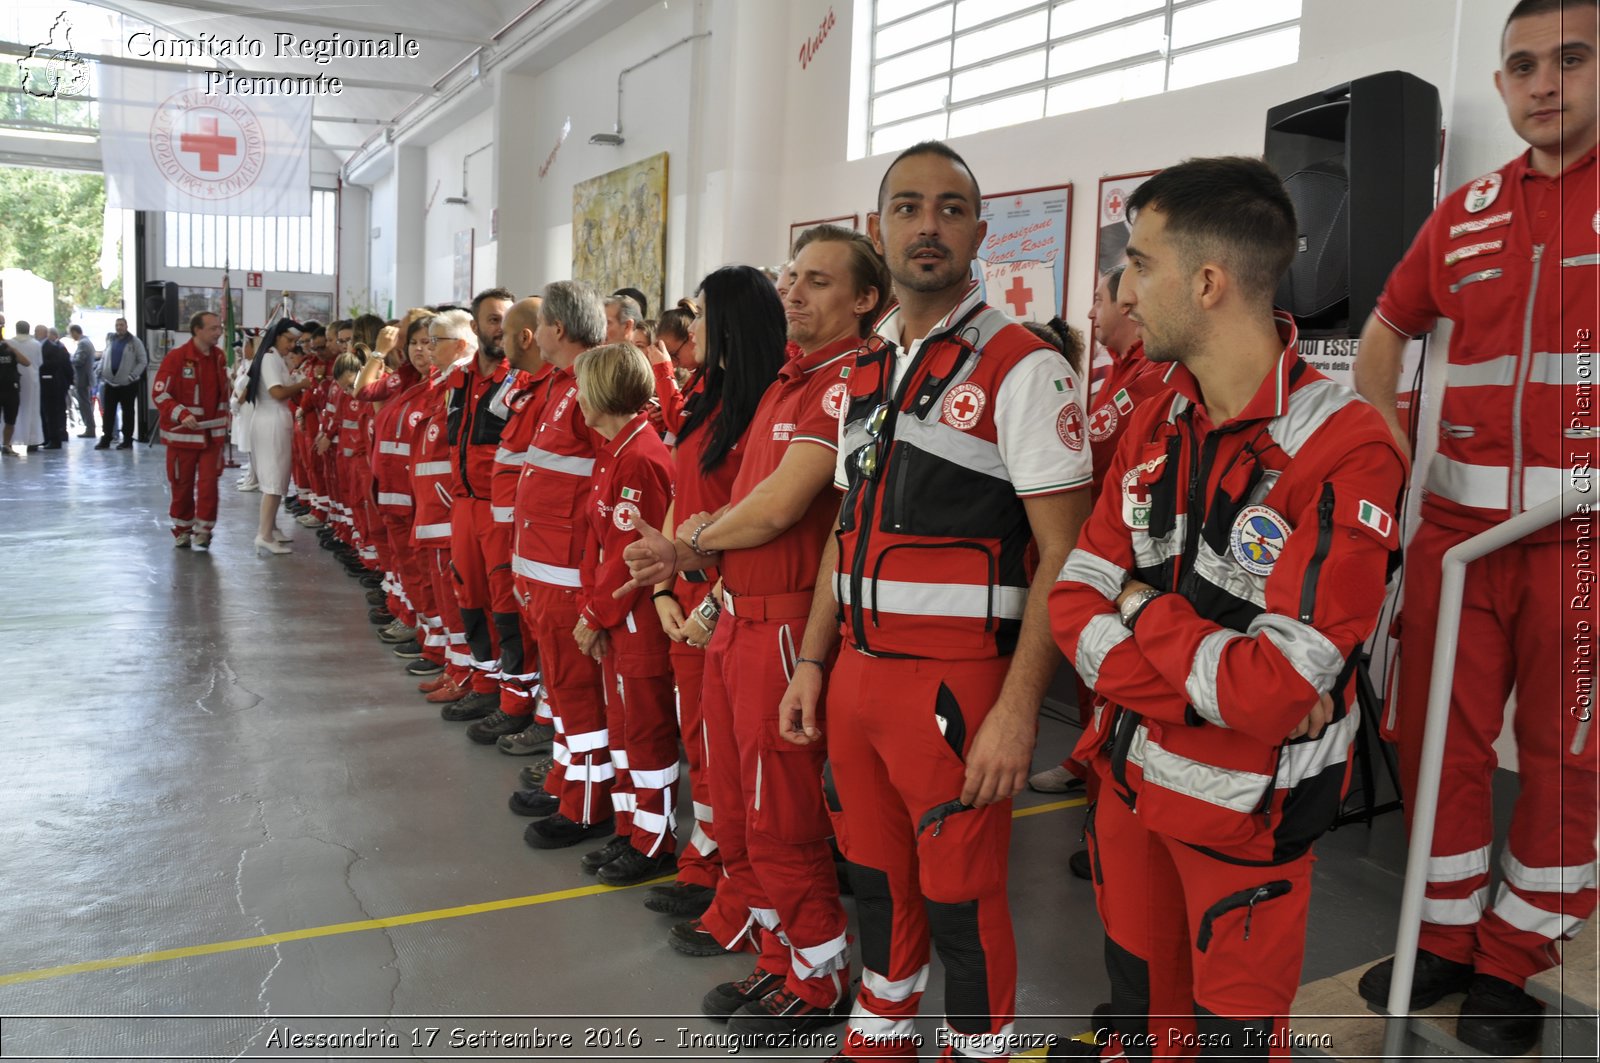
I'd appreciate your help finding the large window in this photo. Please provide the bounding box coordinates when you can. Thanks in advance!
[863,0,1301,156]
[163,189,337,275]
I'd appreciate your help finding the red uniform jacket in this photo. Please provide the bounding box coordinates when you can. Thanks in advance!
[152,339,229,449]
[1086,340,1168,501]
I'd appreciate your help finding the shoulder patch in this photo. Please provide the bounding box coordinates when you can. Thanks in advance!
[1056,402,1085,450]
[822,381,848,420]
[941,382,986,430]
[1354,498,1395,542]
[1231,505,1291,576]
[1463,172,1501,214]
[1088,403,1119,443]
[613,500,640,531]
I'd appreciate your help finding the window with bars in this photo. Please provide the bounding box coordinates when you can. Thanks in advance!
[163,189,338,274]
[863,0,1302,157]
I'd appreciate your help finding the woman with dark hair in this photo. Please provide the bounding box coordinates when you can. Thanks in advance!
[245,318,312,554]
[642,266,786,920]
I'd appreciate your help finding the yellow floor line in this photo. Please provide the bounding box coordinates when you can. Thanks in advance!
[0,797,1086,988]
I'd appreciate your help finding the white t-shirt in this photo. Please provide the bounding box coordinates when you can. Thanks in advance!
[834,332,1092,498]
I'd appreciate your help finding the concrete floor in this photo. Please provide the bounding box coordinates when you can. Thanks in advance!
[0,439,1422,1061]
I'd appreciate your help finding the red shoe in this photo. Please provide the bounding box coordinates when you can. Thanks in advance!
[417,673,451,694]
[425,679,468,704]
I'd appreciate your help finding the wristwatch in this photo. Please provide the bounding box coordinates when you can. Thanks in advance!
[693,594,722,625]
[1118,588,1163,632]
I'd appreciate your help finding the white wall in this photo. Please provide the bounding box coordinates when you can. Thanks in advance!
[366,164,398,316]
[422,108,497,303]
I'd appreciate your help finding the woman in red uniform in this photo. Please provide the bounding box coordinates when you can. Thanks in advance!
[646,268,785,922]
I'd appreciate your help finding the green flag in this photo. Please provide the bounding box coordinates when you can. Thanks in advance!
[222,266,236,369]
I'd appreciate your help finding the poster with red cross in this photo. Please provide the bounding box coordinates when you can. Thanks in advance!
[970,184,1072,324]
[1088,170,1161,398]
[99,67,312,217]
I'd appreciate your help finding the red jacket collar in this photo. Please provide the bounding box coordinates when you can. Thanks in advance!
[1161,312,1301,424]
[600,412,652,457]
[783,333,861,382]
[1513,141,1598,182]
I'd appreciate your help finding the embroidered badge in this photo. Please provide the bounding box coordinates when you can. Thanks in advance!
[620,486,641,501]
[1443,240,1503,267]
[1231,505,1291,576]
[1120,456,1165,530]
[1464,172,1501,213]
[1056,402,1085,450]
[1449,211,1512,239]
[426,423,440,443]
[181,364,196,379]
[1051,377,1075,393]
[823,381,848,420]
[1357,499,1394,538]
[941,382,986,430]
[613,500,640,531]
[1088,404,1119,443]
[408,411,423,429]
[1113,388,1135,415]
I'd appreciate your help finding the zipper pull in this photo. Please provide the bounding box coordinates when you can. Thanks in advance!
[932,814,945,837]
[1532,244,1544,264]
[1243,886,1271,941]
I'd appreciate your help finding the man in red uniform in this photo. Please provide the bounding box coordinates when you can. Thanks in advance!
[152,311,230,550]
[515,281,615,849]
[1352,2,1600,1054]
[781,143,1092,1062]
[1052,156,1408,1060]
[623,228,889,1040]
[437,288,542,744]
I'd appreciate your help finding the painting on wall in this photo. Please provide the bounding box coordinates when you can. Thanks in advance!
[573,152,668,319]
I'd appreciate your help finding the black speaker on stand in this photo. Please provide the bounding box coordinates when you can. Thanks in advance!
[1265,71,1441,337]
[143,280,180,331]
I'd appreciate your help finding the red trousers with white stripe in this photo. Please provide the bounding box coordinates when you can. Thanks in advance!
[166,444,223,537]
[827,651,1016,1061]
[697,612,849,1009]
[1086,784,1315,1061]
[426,544,473,686]
[1388,523,1598,986]
[528,582,611,825]
[382,512,433,652]
[668,631,721,888]
[601,659,678,857]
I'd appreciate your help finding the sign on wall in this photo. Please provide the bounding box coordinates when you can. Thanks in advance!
[970,183,1073,323]
[787,214,860,259]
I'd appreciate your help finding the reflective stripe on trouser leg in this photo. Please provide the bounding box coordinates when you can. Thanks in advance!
[610,665,680,859]
[491,610,532,715]
[530,583,610,825]
[668,641,719,887]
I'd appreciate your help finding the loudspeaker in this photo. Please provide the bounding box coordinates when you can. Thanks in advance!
[1265,71,1441,336]
[143,280,179,331]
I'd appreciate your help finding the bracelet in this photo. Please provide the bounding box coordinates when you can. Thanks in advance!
[688,522,716,557]
[652,590,675,601]
[795,657,826,670]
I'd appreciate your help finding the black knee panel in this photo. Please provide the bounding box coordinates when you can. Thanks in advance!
[1193,1006,1272,1059]
[458,606,491,661]
[1104,935,1153,1061]
[492,611,523,674]
[926,898,991,1035]
[844,861,892,976]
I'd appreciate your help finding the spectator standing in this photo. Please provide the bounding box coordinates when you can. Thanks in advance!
[37,326,73,449]
[69,324,97,438]
[97,317,148,450]
[0,315,21,456]
[10,322,44,451]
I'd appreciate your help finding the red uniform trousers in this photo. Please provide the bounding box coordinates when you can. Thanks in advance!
[427,546,473,687]
[827,651,1016,1061]
[529,582,611,824]
[166,443,224,538]
[341,458,378,568]
[381,512,428,639]
[1388,522,1598,986]
[509,575,552,727]
[450,498,536,713]
[668,628,721,888]
[601,658,679,858]
[325,449,349,542]
[697,610,850,1010]
[1086,782,1314,1061]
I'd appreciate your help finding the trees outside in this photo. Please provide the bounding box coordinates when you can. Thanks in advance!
[0,165,121,327]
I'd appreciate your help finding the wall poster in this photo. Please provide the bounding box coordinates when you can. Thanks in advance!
[787,214,860,260]
[573,152,669,319]
[970,183,1072,324]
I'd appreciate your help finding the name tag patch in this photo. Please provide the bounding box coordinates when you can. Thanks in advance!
[1444,240,1503,267]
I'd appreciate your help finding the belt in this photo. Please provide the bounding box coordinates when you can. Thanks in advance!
[721,588,813,621]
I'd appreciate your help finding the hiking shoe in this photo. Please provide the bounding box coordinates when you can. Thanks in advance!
[378,623,414,644]
[1358,949,1474,1010]
[390,640,423,659]
[644,882,716,917]
[1456,973,1544,1057]
[1028,764,1085,793]
[669,917,731,958]
[580,835,634,873]
[524,813,614,850]
[520,756,555,788]
[440,690,498,721]
[406,658,445,677]
[497,721,556,755]
[368,608,396,626]
[702,966,785,1020]
[726,985,850,1042]
[365,589,387,606]
[174,533,192,548]
[597,846,677,887]
[466,710,528,744]
[508,789,561,817]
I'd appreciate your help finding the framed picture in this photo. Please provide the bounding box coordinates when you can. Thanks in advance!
[787,214,861,259]
[573,152,669,319]
[971,183,1072,323]
[1094,170,1160,297]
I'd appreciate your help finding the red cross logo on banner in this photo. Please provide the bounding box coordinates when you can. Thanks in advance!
[179,116,238,173]
[1004,275,1033,317]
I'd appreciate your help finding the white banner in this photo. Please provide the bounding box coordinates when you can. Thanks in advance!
[99,66,311,217]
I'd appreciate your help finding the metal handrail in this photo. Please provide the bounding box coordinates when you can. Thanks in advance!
[1381,492,1584,1060]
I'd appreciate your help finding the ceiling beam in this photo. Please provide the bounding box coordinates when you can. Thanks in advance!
[130,0,495,48]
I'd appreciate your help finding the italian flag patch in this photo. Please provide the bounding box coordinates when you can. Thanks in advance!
[620,487,641,501]
[839,365,852,378]
[1052,377,1074,393]
[1357,500,1393,537]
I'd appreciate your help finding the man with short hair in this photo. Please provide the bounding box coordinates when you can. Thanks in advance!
[1352,1,1599,1054]
[152,311,230,548]
[97,317,147,449]
[781,142,1093,1061]
[603,294,643,345]
[1052,156,1407,1059]
[68,324,96,438]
